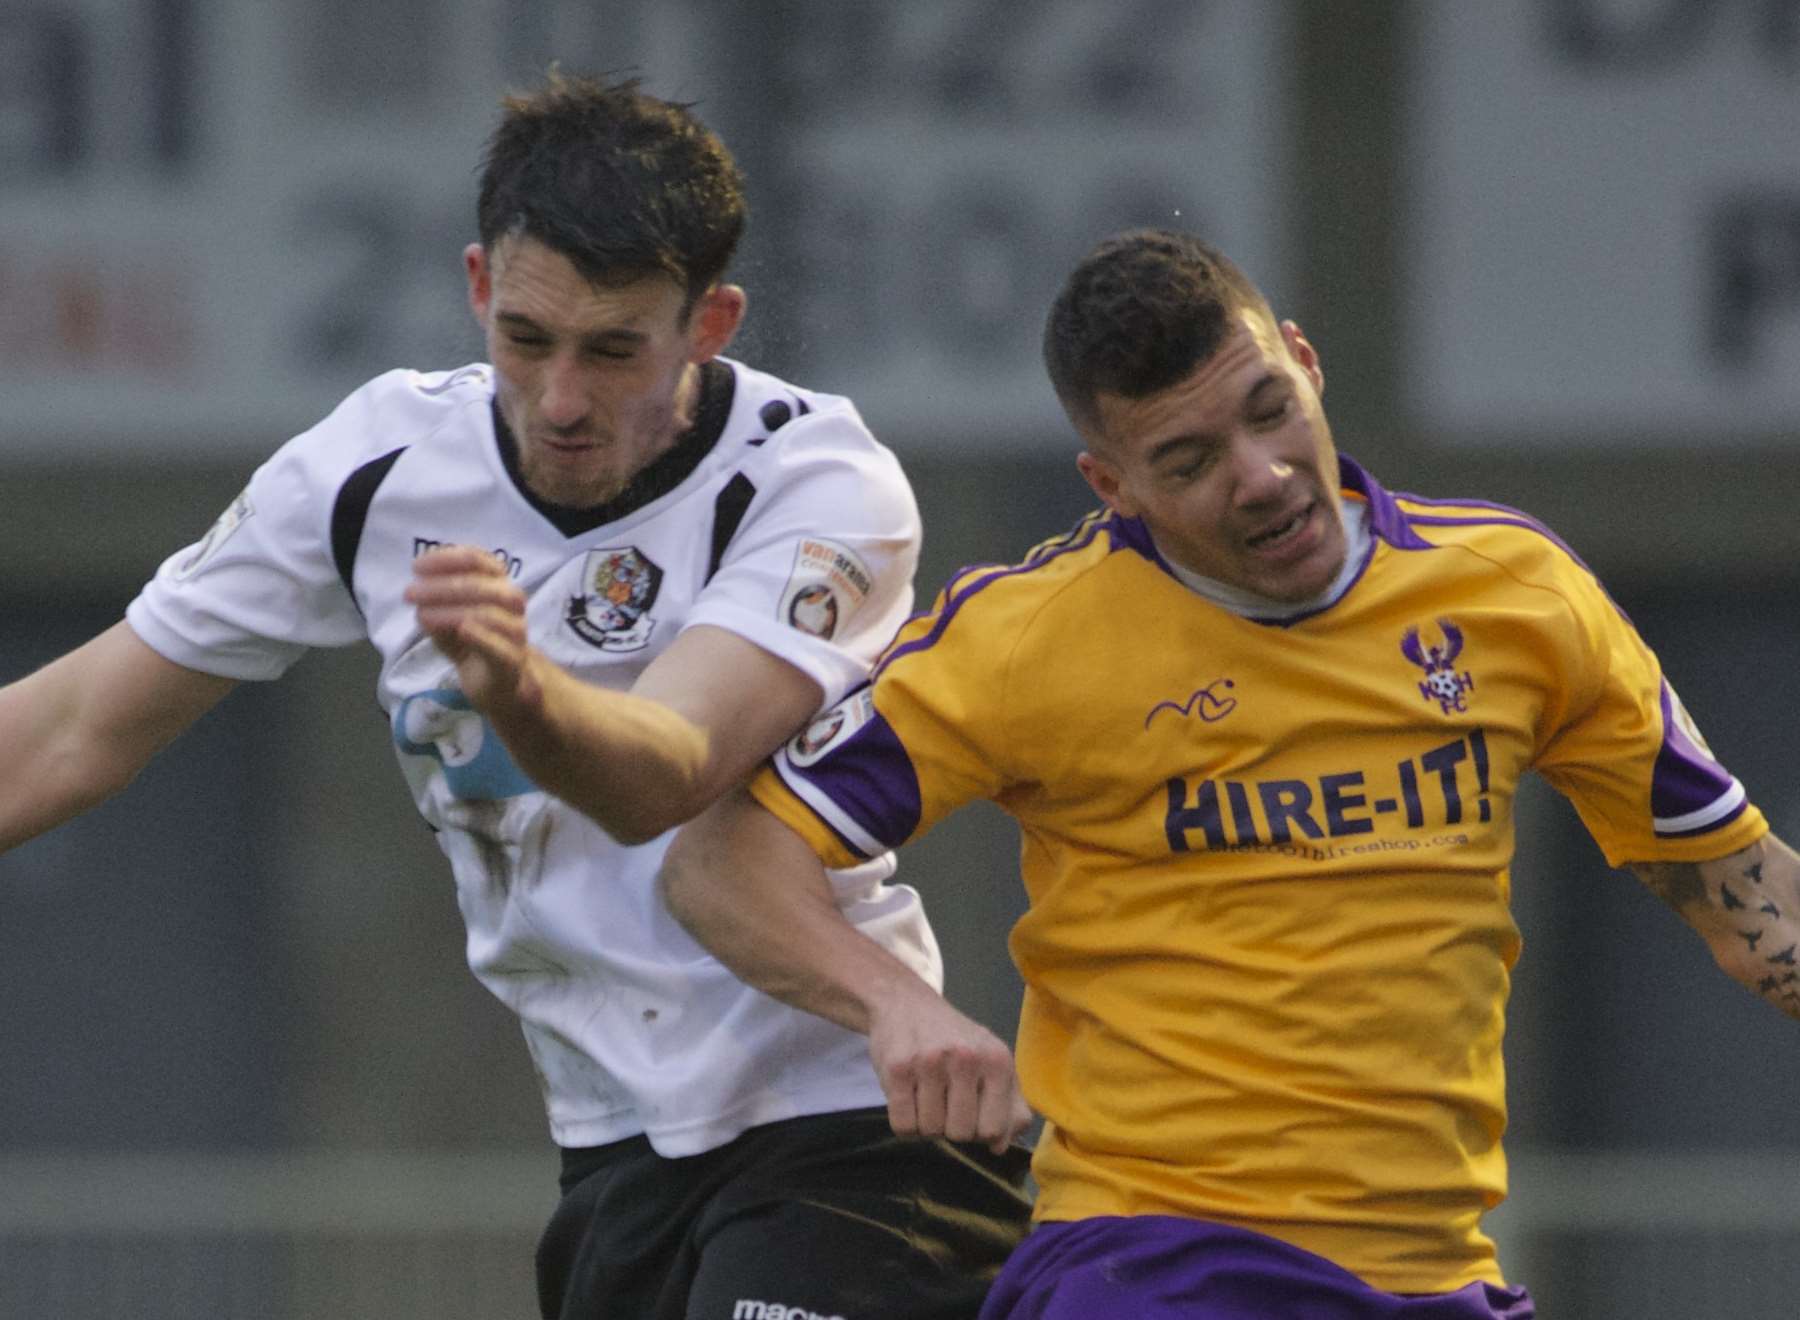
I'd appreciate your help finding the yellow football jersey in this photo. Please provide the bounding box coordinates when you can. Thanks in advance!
[750,458,1766,1294]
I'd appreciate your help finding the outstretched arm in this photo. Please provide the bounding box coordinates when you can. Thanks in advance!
[1632,834,1800,1019]
[661,787,1032,1153]
[405,546,823,844]
[0,621,236,854]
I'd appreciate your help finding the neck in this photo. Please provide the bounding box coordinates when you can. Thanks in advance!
[1157,501,1371,621]
[668,361,702,442]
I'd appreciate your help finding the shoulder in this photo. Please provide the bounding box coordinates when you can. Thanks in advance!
[263,363,491,472]
[1383,488,1601,590]
[721,358,916,520]
[255,364,493,498]
[1368,484,1637,667]
[880,510,1147,670]
[322,364,493,448]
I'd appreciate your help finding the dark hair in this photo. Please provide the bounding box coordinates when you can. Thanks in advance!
[477,71,746,311]
[1043,229,1274,439]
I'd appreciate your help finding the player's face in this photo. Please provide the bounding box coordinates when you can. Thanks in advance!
[466,236,745,508]
[1077,310,1348,603]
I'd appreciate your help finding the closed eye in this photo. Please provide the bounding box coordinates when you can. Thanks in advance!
[1251,394,1295,428]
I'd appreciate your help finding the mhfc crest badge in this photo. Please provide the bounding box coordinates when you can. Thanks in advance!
[568,547,663,651]
[1402,619,1475,714]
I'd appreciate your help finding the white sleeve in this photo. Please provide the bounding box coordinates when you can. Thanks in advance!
[126,425,368,681]
[681,411,920,706]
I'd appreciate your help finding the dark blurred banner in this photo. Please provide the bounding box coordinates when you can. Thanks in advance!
[1407,2,1800,444]
[0,0,1293,457]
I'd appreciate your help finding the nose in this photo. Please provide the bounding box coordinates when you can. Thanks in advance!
[1229,438,1293,507]
[538,354,590,431]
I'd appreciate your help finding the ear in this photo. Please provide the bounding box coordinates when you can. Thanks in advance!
[464,243,492,324]
[1076,449,1138,517]
[1280,319,1324,397]
[687,283,747,363]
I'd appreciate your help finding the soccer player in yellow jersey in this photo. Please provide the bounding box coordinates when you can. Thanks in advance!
[660,230,1797,1318]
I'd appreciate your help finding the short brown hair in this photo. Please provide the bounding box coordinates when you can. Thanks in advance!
[1043,229,1273,438]
[477,71,746,310]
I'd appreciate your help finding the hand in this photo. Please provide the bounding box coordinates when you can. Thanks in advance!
[868,980,1033,1155]
[404,546,538,712]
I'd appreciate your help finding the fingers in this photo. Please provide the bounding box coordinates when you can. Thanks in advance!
[876,1028,1030,1153]
[999,1091,1034,1155]
[406,546,519,609]
[977,1063,1034,1155]
[405,546,527,645]
[884,1062,921,1142]
[447,609,527,667]
[411,544,508,580]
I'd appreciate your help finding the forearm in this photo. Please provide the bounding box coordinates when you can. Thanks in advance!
[483,651,713,846]
[664,787,1033,1151]
[0,624,231,854]
[660,789,928,1033]
[1635,834,1800,1020]
[0,673,126,852]
[410,546,826,844]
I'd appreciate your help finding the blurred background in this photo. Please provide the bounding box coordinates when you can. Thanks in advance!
[2,1,1798,1315]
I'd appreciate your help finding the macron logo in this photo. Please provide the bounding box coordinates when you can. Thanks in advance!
[732,1302,846,1320]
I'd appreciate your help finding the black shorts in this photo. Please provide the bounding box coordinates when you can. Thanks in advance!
[536,1107,1034,1320]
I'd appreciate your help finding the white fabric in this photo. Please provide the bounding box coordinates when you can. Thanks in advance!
[128,358,938,1155]
[1155,499,1372,621]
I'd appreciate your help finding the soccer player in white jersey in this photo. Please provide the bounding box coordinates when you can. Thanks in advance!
[659,229,1800,1319]
[0,73,1030,1320]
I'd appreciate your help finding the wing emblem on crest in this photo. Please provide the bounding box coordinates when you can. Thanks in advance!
[1401,619,1475,714]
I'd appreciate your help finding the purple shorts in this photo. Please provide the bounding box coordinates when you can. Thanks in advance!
[978,1216,1535,1320]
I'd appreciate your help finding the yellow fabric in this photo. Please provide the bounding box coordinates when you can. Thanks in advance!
[751,490,1767,1293]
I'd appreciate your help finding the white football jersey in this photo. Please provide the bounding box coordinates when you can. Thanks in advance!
[127,357,937,1155]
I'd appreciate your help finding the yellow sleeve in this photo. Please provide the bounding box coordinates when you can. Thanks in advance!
[1533,555,1766,866]
[746,566,1026,864]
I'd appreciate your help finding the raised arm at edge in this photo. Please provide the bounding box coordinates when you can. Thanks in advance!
[0,621,237,854]
[1631,833,1800,1021]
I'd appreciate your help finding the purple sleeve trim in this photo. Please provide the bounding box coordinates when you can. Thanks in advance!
[1657,797,1750,839]
[1650,681,1748,835]
[775,700,926,855]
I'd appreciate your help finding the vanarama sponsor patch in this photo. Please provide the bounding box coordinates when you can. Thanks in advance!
[778,538,873,641]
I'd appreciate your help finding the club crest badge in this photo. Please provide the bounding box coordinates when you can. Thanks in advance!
[568,547,663,651]
[1402,619,1475,714]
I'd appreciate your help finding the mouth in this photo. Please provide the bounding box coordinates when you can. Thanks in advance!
[1245,502,1315,552]
[535,433,603,460]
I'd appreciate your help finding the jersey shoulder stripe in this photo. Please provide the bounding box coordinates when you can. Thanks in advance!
[330,446,408,605]
[1388,490,1596,574]
[1023,507,1112,564]
[1342,458,1589,579]
[873,509,1145,679]
[1377,484,1636,624]
[704,472,758,583]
